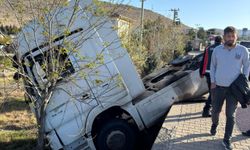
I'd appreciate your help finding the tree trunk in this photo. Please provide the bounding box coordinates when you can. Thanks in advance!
[36,104,46,150]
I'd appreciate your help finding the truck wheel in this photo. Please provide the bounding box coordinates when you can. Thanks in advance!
[96,118,136,150]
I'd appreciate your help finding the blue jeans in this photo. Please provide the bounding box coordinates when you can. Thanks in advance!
[211,86,238,140]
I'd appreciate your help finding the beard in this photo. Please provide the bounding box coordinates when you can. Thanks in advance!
[225,41,235,47]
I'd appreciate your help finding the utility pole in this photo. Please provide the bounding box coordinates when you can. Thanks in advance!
[170,8,180,25]
[195,24,200,40]
[140,0,146,47]
[194,24,201,51]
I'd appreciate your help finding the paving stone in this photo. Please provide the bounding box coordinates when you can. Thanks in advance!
[152,100,250,150]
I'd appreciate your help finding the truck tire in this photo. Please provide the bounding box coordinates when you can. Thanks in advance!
[96,118,136,150]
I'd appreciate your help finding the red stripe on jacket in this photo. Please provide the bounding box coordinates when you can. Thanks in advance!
[202,47,209,75]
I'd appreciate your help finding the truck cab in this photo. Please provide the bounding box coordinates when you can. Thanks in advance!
[15,0,207,149]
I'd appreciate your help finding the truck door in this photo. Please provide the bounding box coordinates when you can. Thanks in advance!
[86,62,128,107]
[74,36,129,107]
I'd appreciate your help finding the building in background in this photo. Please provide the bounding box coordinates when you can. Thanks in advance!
[110,13,133,42]
[239,28,250,40]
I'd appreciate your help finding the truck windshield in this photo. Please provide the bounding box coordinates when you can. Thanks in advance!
[29,45,75,90]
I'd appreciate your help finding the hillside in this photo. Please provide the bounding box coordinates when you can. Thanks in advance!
[105,3,190,30]
[0,1,190,31]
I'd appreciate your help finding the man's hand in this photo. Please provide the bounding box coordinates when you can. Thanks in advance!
[211,83,216,89]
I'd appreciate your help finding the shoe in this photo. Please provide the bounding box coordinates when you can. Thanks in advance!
[222,139,232,150]
[202,109,211,117]
[210,124,217,136]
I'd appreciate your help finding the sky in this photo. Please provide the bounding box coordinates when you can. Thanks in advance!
[104,0,250,30]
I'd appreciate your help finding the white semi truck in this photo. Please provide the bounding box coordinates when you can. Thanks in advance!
[15,0,208,149]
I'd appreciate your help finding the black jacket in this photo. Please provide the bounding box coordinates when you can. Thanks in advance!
[199,43,221,77]
[230,74,250,108]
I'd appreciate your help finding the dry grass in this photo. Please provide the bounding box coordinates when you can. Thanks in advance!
[0,76,15,83]
[0,130,37,150]
[0,98,37,130]
[0,76,37,150]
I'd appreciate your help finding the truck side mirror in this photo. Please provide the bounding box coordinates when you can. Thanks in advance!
[32,62,49,90]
